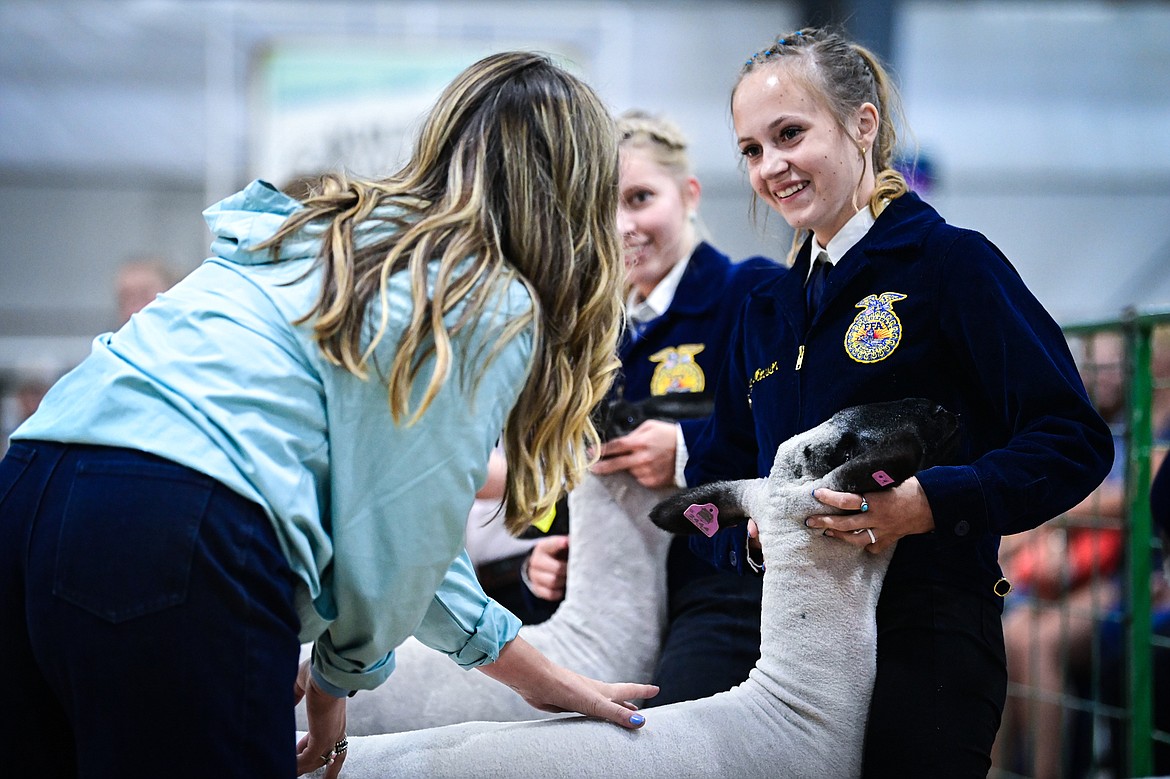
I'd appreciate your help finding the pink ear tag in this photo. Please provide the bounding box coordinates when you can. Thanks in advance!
[872,470,894,487]
[683,503,720,537]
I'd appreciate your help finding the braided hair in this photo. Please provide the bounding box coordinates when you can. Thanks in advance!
[616,110,692,181]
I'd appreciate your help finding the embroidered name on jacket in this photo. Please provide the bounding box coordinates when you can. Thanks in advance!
[649,344,706,395]
[746,359,779,406]
[845,292,906,364]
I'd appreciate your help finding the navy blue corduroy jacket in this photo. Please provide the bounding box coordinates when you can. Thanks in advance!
[612,241,784,449]
[686,192,1114,607]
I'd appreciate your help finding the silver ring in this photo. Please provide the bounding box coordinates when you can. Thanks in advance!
[865,527,876,544]
[334,738,349,755]
[859,497,869,512]
[320,753,332,765]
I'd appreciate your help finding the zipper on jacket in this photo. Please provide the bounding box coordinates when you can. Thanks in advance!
[795,344,805,370]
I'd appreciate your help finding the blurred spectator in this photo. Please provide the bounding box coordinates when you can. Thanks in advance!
[115,256,179,326]
[995,332,1127,779]
[280,172,330,202]
[1,359,63,455]
[1153,447,1170,583]
[995,328,1170,778]
[4,257,178,452]
[1096,328,1170,776]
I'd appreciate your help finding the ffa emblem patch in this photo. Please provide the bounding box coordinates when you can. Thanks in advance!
[844,293,906,364]
[649,344,706,395]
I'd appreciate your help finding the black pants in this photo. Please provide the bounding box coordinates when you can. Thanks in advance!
[863,580,1007,778]
[649,539,764,706]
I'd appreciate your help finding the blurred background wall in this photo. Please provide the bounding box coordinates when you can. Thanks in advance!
[1,0,1169,386]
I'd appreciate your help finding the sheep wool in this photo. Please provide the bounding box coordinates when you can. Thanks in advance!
[300,469,676,735]
[320,399,958,778]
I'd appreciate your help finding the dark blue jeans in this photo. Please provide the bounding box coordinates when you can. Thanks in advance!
[0,441,301,778]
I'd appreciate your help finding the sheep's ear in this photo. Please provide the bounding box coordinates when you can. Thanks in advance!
[649,481,750,535]
[828,433,924,493]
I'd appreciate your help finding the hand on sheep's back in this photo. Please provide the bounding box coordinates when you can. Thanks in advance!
[807,476,934,554]
[476,636,658,729]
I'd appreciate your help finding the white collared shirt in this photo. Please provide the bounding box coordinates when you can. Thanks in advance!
[623,249,694,487]
[627,250,692,323]
[806,206,877,283]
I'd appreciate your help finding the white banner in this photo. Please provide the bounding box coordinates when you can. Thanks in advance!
[250,44,475,187]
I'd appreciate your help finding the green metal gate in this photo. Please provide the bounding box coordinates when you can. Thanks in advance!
[995,310,1169,778]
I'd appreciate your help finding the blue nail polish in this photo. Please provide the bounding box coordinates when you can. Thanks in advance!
[630,713,645,726]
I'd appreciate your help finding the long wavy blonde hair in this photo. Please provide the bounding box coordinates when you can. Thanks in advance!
[734,27,911,265]
[266,51,624,534]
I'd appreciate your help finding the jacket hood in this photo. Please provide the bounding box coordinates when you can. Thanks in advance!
[203,179,320,265]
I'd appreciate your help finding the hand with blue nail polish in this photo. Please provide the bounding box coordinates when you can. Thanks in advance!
[478,636,658,731]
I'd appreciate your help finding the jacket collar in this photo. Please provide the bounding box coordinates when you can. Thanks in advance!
[764,191,944,333]
[619,241,731,353]
[661,241,733,317]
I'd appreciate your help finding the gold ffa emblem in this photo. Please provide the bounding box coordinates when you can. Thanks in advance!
[844,293,906,364]
[649,344,706,395]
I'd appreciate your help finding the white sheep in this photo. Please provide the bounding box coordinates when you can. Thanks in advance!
[322,398,959,778]
[301,469,677,736]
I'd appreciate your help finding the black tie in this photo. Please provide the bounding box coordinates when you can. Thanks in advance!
[806,252,831,315]
[628,311,654,342]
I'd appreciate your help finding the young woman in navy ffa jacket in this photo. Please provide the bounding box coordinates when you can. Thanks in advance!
[532,110,785,704]
[686,28,1114,777]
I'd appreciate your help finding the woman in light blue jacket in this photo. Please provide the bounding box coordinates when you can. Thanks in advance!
[0,51,655,778]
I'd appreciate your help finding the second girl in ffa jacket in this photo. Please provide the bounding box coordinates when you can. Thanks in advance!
[531,110,786,704]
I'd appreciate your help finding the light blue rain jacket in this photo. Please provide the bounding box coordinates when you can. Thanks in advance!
[15,180,532,693]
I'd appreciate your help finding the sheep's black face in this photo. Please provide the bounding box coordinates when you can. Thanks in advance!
[819,399,960,492]
[793,399,959,489]
[649,398,959,536]
[801,431,861,480]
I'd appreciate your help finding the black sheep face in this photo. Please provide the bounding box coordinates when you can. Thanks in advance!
[799,399,960,493]
[649,398,960,536]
